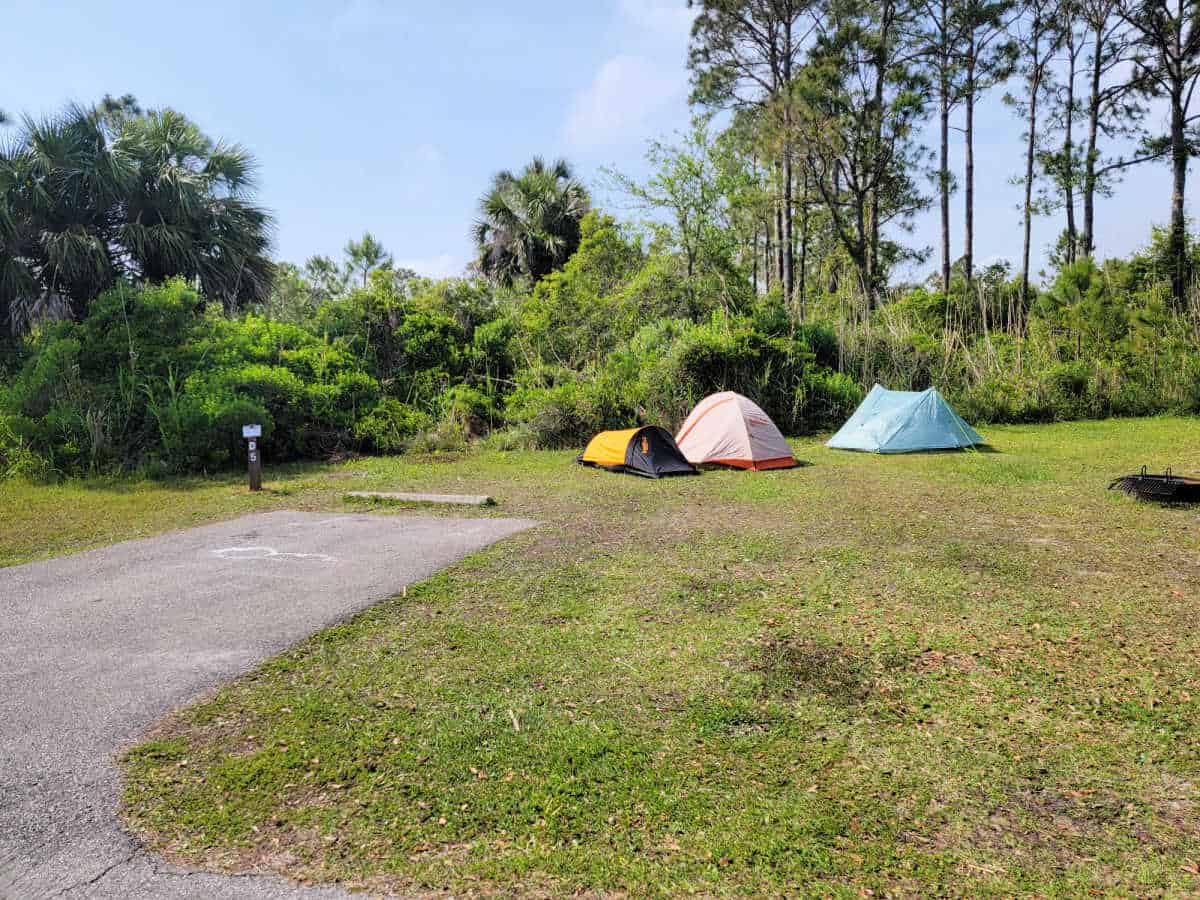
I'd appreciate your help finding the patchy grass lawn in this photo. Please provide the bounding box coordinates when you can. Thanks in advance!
[9,418,1200,896]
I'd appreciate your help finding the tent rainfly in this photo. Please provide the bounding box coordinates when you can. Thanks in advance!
[675,392,797,470]
[827,384,982,453]
[577,426,699,478]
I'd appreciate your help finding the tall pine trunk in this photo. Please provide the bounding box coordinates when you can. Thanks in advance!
[1082,24,1102,258]
[782,150,794,303]
[752,224,759,292]
[781,18,796,307]
[1169,81,1188,305]
[939,82,951,296]
[764,212,774,291]
[937,0,952,298]
[1021,67,1040,318]
[799,169,809,319]
[964,46,977,283]
[1062,30,1079,265]
[775,161,785,288]
[751,155,760,292]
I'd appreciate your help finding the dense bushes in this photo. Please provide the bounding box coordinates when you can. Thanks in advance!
[503,313,861,448]
[837,252,1200,425]
[4,214,1200,481]
[495,214,861,448]
[0,279,472,477]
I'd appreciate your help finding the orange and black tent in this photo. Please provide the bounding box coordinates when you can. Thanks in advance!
[576,426,699,478]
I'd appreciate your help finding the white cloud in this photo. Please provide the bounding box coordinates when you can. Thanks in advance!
[560,1,697,154]
[563,54,684,152]
[396,253,467,280]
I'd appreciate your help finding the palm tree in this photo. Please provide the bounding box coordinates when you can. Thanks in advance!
[117,108,275,311]
[0,105,125,326]
[473,157,590,287]
[0,99,275,333]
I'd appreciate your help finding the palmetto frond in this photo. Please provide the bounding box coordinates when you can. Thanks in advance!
[203,142,256,194]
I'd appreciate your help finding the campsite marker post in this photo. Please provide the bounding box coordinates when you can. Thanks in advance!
[243,424,263,492]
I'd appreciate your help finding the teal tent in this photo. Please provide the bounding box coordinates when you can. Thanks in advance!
[827,384,982,453]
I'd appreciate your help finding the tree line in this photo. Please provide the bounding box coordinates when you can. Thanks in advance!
[685,0,1199,311]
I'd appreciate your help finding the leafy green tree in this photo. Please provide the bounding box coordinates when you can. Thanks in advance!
[709,111,780,294]
[604,120,737,282]
[0,105,118,330]
[259,262,320,324]
[515,212,650,369]
[303,254,350,300]
[473,157,590,287]
[95,93,142,127]
[118,108,274,311]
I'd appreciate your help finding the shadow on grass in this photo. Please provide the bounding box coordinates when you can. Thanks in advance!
[695,459,815,473]
[71,460,335,495]
[825,444,1001,457]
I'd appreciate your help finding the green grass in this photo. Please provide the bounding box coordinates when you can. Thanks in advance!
[8,418,1200,895]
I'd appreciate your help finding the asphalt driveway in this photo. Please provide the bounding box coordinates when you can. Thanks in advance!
[0,510,536,899]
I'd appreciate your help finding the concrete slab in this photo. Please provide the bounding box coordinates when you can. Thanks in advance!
[0,510,537,899]
[344,491,495,507]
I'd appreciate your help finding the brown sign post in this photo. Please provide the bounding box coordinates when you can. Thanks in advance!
[243,424,263,491]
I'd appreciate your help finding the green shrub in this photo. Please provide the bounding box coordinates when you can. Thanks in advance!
[440,385,496,431]
[505,377,632,449]
[353,399,431,454]
[798,370,863,431]
[0,413,55,481]
[0,279,419,476]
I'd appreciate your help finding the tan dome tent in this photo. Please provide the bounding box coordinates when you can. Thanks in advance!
[675,392,797,470]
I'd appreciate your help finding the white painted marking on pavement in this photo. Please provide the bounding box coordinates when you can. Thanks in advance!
[210,546,337,563]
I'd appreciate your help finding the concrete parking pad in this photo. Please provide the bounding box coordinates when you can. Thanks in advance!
[0,510,536,899]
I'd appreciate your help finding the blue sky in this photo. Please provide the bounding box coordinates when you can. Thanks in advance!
[2,0,1185,284]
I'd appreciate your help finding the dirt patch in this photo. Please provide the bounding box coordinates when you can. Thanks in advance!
[749,636,875,706]
[912,649,981,674]
[961,786,1139,864]
[1152,773,1200,838]
[668,575,768,614]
